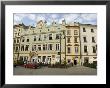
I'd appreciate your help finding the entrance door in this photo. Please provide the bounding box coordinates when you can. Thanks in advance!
[74,60,77,65]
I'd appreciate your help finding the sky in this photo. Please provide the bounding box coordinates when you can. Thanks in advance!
[14,13,97,27]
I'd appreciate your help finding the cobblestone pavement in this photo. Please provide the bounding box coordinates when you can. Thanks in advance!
[14,66,97,75]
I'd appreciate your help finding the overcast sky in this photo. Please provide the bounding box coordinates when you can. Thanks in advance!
[14,13,97,26]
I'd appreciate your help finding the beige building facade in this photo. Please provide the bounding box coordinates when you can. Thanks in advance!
[13,20,97,65]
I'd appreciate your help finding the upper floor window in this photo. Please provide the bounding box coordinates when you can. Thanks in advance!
[32,45,36,51]
[38,45,41,51]
[44,35,47,40]
[83,28,86,32]
[14,39,16,43]
[34,36,36,41]
[74,30,78,35]
[48,44,52,50]
[38,35,42,41]
[67,47,71,53]
[17,39,19,43]
[43,44,47,50]
[56,44,60,51]
[67,37,71,43]
[22,37,25,42]
[84,45,87,53]
[74,37,78,43]
[92,37,95,43]
[83,37,87,42]
[49,34,52,40]
[56,34,60,39]
[75,47,78,53]
[91,29,94,33]
[92,46,96,53]
[27,38,29,42]
[21,45,24,51]
[25,45,29,51]
[67,30,71,35]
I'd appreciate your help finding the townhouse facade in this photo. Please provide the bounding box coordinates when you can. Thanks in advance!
[13,20,97,65]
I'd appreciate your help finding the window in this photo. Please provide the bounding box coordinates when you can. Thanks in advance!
[22,37,25,42]
[67,47,71,53]
[38,35,42,41]
[49,34,52,40]
[75,47,78,53]
[21,45,24,51]
[93,46,96,53]
[38,45,41,51]
[48,44,52,50]
[48,29,49,31]
[27,38,29,42]
[67,37,71,43]
[74,30,78,35]
[43,44,46,50]
[74,37,78,43]
[15,46,19,52]
[40,30,41,32]
[92,37,95,43]
[25,45,29,51]
[83,37,87,42]
[56,34,60,39]
[84,45,87,53]
[56,44,60,51]
[17,39,19,43]
[91,29,94,32]
[44,35,47,40]
[83,27,86,32]
[14,39,16,43]
[34,36,36,41]
[32,45,36,51]
[67,30,71,35]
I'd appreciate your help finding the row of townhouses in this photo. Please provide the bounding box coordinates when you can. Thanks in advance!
[13,20,97,65]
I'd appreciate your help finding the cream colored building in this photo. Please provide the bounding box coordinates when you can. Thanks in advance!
[79,24,97,65]
[13,20,97,65]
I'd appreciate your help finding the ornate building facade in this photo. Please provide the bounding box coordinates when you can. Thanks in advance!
[13,20,97,65]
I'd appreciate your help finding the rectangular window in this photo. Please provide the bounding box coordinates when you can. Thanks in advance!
[38,35,42,41]
[92,37,95,43]
[84,45,87,53]
[14,39,16,43]
[21,45,24,51]
[17,39,19,43]
[93,46,96,53]
[67,37,71,43]
[25,45,29,51]
[83,37,87,42]
[91,29,94,32]
[27,38,29,42]
[67,30,71,35]
[44,35,47,40]
[15,46,19,52]
[56,34,60,39]
[67,47,71,53]
[56,44,60,51]
[75,47,78,53]
[22,37,25,42]
[43,44,46,50]
[74,30,78,35]
[48,44,52,50]
[49,34,52,40]
[74,37,78,43]
[34,36,36,41]
[32,45,36,51]
[83,28,86,32]
[38,45,41,51]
